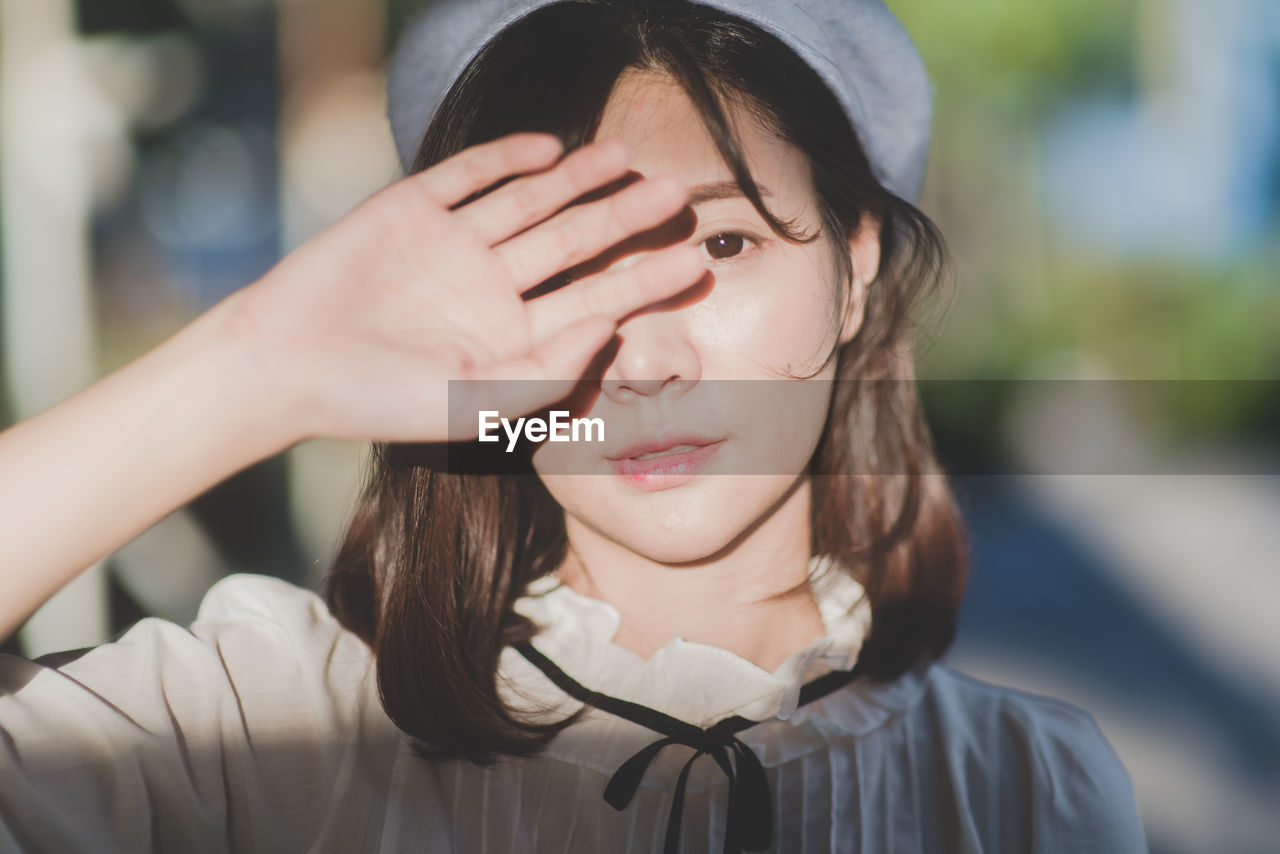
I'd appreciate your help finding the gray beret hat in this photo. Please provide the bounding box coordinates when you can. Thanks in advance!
[387,0,934,202]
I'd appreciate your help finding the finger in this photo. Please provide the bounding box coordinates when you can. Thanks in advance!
[496,176,689,294]
[455,140,631,246]
[526,245,706,341]
[412,133,564,208]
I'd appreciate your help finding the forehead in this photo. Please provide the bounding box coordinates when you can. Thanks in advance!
[593,69,814,208]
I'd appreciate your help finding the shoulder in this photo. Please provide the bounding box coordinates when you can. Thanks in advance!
[104,573,367,681]
[7,574,373,723]
[2,575,377,788]
[0,578,381,850]
[919,662,1113,741]
[187,573,376,699]
[913,663,1149,852]
[193,572,342,637]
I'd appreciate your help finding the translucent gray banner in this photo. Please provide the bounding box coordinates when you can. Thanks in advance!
[436,379,1280,476]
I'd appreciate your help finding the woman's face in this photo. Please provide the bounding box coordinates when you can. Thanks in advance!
[531,69,879,563]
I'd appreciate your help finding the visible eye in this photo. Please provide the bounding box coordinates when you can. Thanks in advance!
[701,232,755,261]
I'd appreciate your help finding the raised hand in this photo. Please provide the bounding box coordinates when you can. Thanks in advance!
[230,132,705,444]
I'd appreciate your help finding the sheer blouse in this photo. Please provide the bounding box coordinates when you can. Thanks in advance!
[0,564,1148,852]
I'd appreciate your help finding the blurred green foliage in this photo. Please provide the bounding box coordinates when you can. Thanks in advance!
[888,0,1280,451]
[890,0,1137,111]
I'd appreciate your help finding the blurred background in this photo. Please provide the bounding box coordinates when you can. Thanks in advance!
[0,0,1276,850]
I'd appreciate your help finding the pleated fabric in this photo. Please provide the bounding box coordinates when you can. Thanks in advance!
[0,573,1148,853]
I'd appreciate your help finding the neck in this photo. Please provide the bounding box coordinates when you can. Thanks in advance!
[557,477,826,672]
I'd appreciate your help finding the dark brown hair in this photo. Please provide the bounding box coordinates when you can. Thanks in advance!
[326,0,967,763]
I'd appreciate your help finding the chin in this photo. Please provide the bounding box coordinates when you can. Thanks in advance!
[606,516,747,565]
[584,526,745,566]
[555,473,806,566]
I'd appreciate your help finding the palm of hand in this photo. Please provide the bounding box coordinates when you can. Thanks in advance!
[234,134,704,444]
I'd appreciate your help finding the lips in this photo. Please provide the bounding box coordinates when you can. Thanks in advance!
[629,444,706,460]
[607,435,722,462]
[607,436,724,489]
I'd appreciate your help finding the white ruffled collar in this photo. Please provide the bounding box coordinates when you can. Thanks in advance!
[510,556,872,728]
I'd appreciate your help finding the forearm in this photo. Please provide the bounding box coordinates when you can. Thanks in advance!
[0,290,301,640]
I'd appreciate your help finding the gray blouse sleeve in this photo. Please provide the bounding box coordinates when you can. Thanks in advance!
[1019,700,1149,852]
[924,666,1150,853]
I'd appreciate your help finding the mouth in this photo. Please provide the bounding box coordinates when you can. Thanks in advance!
[607,437,725,489]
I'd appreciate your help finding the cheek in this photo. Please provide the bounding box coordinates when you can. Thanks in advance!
[726,376,834,490]
[693,250,838,378]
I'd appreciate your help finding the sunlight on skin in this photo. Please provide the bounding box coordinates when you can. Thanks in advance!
[534,70,881,670]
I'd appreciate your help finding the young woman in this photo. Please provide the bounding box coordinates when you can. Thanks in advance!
[0,0,1148,851]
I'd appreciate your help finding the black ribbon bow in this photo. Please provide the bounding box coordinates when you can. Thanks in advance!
[514,641,864,854]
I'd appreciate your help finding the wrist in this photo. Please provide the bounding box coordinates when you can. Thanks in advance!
[185,286,311,456]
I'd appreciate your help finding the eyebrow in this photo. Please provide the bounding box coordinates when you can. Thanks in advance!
[686,180,774,206]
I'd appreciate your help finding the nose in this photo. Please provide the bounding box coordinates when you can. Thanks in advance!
[600,302,702,401]
[569,185,700,402]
